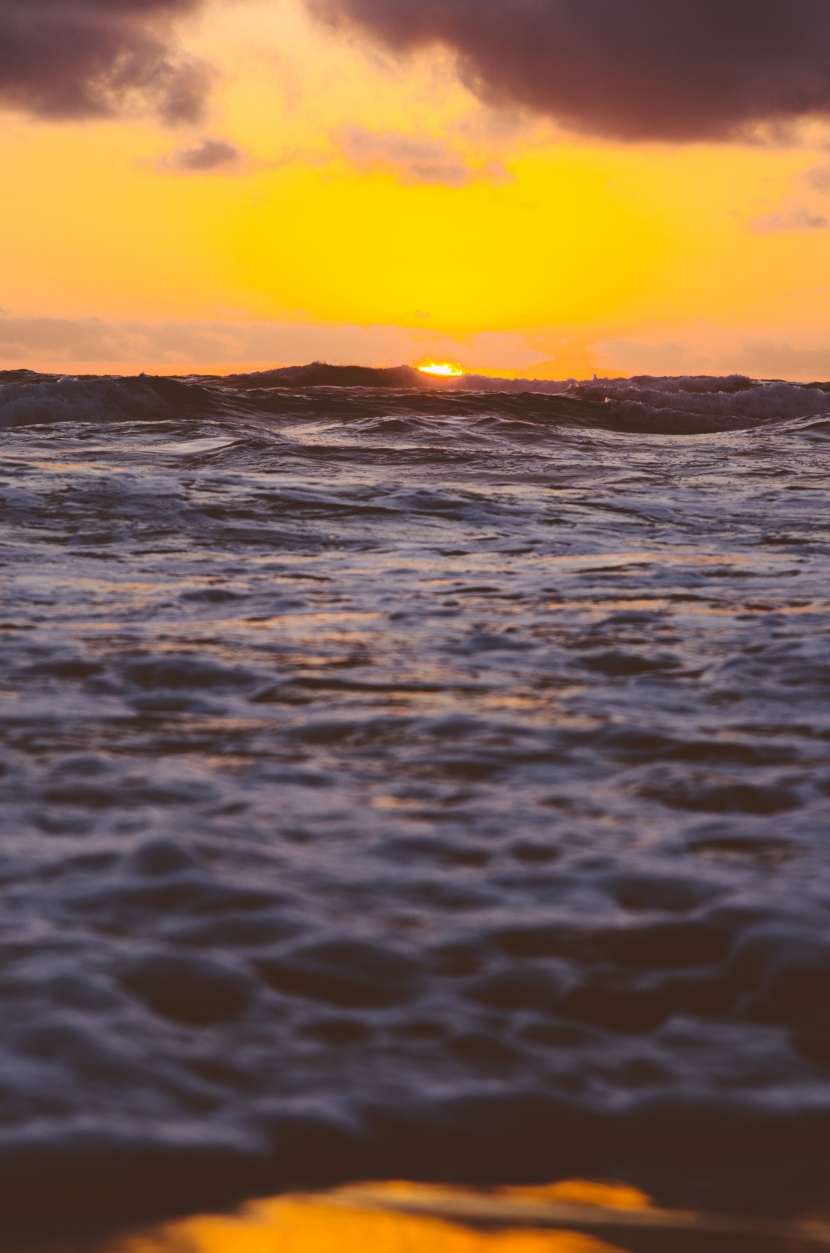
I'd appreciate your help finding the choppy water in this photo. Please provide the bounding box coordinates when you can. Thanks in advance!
[1,368,829,1235]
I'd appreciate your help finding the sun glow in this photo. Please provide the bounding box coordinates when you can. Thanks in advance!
[418,362,464,377]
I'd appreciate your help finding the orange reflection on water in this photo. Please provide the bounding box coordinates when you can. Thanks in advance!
[60,1179,830,1253]
[496,1181,651,1211]
[117,1183,632,1253]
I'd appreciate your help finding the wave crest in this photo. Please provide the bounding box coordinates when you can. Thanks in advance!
[1,367,829,437]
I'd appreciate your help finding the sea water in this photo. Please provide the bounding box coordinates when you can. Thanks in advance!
[0,369,828,1234]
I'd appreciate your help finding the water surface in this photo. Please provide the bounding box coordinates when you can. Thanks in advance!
[0,369,828,1233]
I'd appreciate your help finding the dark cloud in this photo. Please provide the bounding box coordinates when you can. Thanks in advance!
[0,0,210,123]
[309,0,830,141]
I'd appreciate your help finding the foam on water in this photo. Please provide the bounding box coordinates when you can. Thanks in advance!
[0,368,828,1235]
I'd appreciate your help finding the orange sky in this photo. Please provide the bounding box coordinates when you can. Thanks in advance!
[4,0,830,378]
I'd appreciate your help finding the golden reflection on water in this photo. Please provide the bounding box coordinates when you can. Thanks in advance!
[116,1182,631,1253]
[102,1179,830,1253]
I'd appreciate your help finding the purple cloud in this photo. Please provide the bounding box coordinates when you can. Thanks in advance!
[309,0,830,142]
[0,0,210,122]
[163,137,242,171]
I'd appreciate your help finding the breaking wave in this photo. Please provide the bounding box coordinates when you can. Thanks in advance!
[2,366,830,436]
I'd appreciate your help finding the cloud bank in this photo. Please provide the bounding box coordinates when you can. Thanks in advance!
[310,0,830,141]
[0,0,209,122]
[0,313,548,376]
[5,313,830,382]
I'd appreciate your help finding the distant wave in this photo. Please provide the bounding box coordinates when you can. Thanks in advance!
[2,366,830,435]
[0,374,218,429]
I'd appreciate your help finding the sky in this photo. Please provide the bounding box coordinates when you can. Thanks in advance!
[4,0,830,378]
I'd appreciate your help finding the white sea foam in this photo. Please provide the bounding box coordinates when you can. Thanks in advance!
[584,378,830,421]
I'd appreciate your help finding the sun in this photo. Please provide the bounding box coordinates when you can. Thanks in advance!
[417,362,464,377]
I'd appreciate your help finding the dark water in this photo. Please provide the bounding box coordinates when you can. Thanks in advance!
[0,369,829,1235]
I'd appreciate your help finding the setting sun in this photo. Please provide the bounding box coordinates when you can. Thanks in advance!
[418,363,464,377]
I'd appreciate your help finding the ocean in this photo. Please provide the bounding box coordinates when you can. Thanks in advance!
[0,366,828,1238]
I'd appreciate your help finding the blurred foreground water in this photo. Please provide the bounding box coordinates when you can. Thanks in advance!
[28,1181,830,1253]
